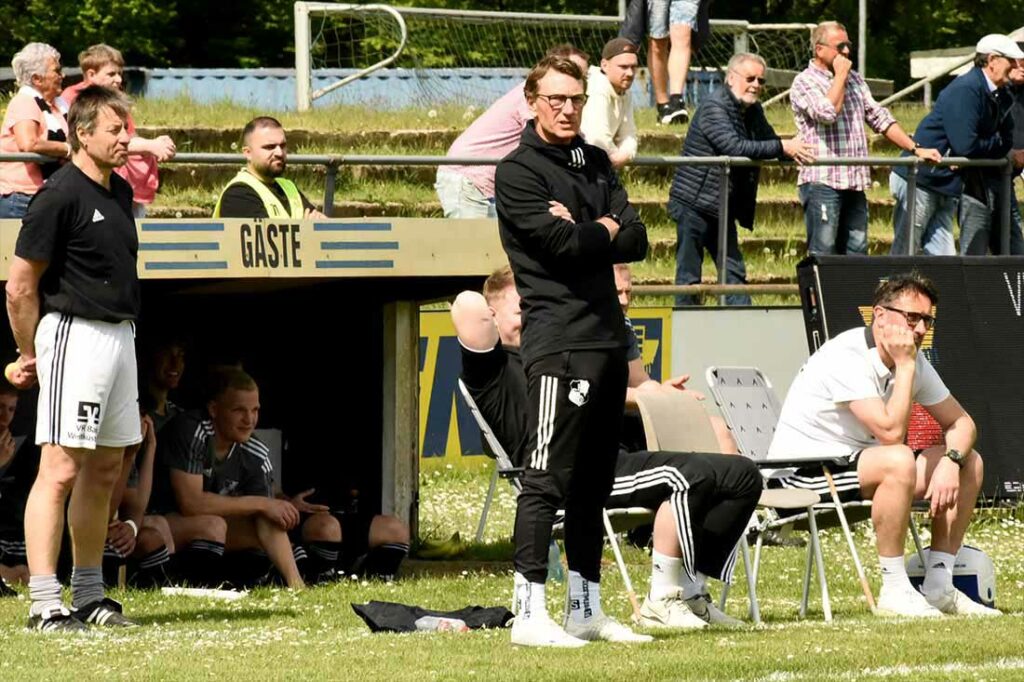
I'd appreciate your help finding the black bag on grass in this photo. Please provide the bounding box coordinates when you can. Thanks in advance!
[352,600,513,633]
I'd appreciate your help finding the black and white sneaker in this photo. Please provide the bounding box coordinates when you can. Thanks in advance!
[658,98,689,125]
[0,578,18,597]
[27,605,89,632]
[73,597,138,627]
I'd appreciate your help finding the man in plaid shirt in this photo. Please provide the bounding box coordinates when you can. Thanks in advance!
[791,21,941,255]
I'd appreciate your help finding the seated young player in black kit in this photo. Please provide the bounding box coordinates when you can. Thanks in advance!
[452,267,763,630]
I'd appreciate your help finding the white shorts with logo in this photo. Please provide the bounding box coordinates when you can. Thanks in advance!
[34,312,142,449]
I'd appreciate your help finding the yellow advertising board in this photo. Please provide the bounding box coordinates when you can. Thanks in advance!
[419,309,673,470]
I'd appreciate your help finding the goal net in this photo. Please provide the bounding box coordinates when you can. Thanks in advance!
[295,2,813,110]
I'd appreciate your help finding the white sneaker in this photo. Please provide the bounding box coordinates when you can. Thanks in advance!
[685,593,744,627]
[636,589,708,630]
[564,614,654,643]
[924,587,1002,617]
[874,583,943,618]
[511,613,588,648]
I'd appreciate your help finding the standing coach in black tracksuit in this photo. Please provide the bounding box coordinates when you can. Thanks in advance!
[495,54,649,647]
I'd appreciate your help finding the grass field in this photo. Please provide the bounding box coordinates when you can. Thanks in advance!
[3,466,1023,680]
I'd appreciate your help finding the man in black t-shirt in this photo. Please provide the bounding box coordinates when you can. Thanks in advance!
[213,116,326,220]
[6,85,142,630]
[453,268,762,630]
[155,368,306,589]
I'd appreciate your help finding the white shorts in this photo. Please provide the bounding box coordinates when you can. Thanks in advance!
[35,312,142,450]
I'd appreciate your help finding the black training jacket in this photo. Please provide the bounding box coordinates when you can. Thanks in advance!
[495,120,648,365]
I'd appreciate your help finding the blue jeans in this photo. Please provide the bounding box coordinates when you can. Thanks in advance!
[674,203,750,307]
[0,192,32,219]
[435,169,496,219]
[958,182,1024,255]
[889,172,957,255]
[798,183,868,256]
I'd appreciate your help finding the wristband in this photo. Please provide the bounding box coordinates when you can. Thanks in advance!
[124,519,139,538]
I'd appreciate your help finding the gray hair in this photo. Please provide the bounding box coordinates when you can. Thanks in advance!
[11,42,60,87]
[811,21,846,51]
[727,53,767,73]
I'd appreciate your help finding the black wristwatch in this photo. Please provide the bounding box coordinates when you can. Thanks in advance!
[608,212,621,224]
[945,448,967,468]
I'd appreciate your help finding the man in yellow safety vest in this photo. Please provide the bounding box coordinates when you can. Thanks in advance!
[213,116,326,219]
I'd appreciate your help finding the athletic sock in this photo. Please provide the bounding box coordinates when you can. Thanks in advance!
[358,542,409,580]
[514,572,548,622]
[131,546,172,588]
[28,574,63,617]
[649,550,683,600]
[171,540,225,587]
[922,550,956,598]
[879,554,911,590]
[101,544,126,588]
[566,570,604,625]
[304,541,341,582]
[70,566,105,609]
[681,570,708,600]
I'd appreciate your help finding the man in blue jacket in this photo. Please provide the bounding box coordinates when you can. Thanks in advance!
[667,53,814,306]
[890,34,1023,255]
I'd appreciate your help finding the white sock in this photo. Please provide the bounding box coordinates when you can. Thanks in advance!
[922,550,956,597]
[878,554,911,590]
[566,570,604,624]
[514,572,548,622]
[649,550,683,601]
[681,570,707,600]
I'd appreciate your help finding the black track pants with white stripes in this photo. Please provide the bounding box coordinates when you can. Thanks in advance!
[514,349,628,584]
[607,451,763,583]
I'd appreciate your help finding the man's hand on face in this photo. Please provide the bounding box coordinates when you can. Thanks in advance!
[879,322,917,366]
[832,53,853,79]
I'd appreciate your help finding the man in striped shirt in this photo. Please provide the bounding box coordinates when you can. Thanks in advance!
[791,21,940,256]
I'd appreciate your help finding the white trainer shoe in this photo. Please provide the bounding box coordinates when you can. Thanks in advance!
[636,588,708,630]
[564,614,654,643]
[924,587,1001,617]
[511,613,588,648]
[874,584,943,618]
[685,593,744,627]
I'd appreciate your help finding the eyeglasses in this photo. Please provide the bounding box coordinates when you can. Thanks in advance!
[881,305,935,330]
[535,93,588,110]
[741,75,766,84]
[818,40,853,52]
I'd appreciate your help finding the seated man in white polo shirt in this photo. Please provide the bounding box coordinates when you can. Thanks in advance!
[769,272,999,619]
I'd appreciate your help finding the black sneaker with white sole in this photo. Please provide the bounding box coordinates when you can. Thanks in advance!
[0,578,18,597]
[73,597,138,627]
[658,98,689,125]
[27,605,89,632]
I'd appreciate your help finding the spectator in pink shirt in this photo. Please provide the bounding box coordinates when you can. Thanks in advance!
[436,44,589,219]
[0,43,70,218]
[62,44,176,218]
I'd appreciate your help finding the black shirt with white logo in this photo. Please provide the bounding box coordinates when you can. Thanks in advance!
[15,163,139,323]
[151,411,273,513]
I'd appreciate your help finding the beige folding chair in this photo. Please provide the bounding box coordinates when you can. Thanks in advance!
[632,389,819,623]
[705,366,928,620]
[457,379,651,620]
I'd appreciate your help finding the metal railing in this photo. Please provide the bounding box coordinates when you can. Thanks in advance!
[2,152,1014,302]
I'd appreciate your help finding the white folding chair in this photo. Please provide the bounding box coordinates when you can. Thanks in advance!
[630,389,819,624]
[705,366,928,620]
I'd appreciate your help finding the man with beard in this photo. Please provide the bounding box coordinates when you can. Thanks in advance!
[213,116,326,219]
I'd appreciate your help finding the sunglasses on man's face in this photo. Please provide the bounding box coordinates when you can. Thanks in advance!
[742,75,766,85]
[819,40,854,52]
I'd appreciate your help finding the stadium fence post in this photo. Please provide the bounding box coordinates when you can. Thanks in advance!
[906,161,918,256]
[295,2,312,112]
[717,160,731,306]
[324,161,339,217]
[1000,157,1012,254]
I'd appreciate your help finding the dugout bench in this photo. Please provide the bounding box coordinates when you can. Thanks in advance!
[0,217,506,539]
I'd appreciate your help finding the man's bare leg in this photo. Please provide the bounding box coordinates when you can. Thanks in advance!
[226,516,304,589]
[649,37,670,106]
[67,445,125,610]
[24,445,83,615]
[667,23,693,102]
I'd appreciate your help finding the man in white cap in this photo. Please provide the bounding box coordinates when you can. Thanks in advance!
[954,35,1021,254]
[580,38,640,169]
[889,34,1024,255]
